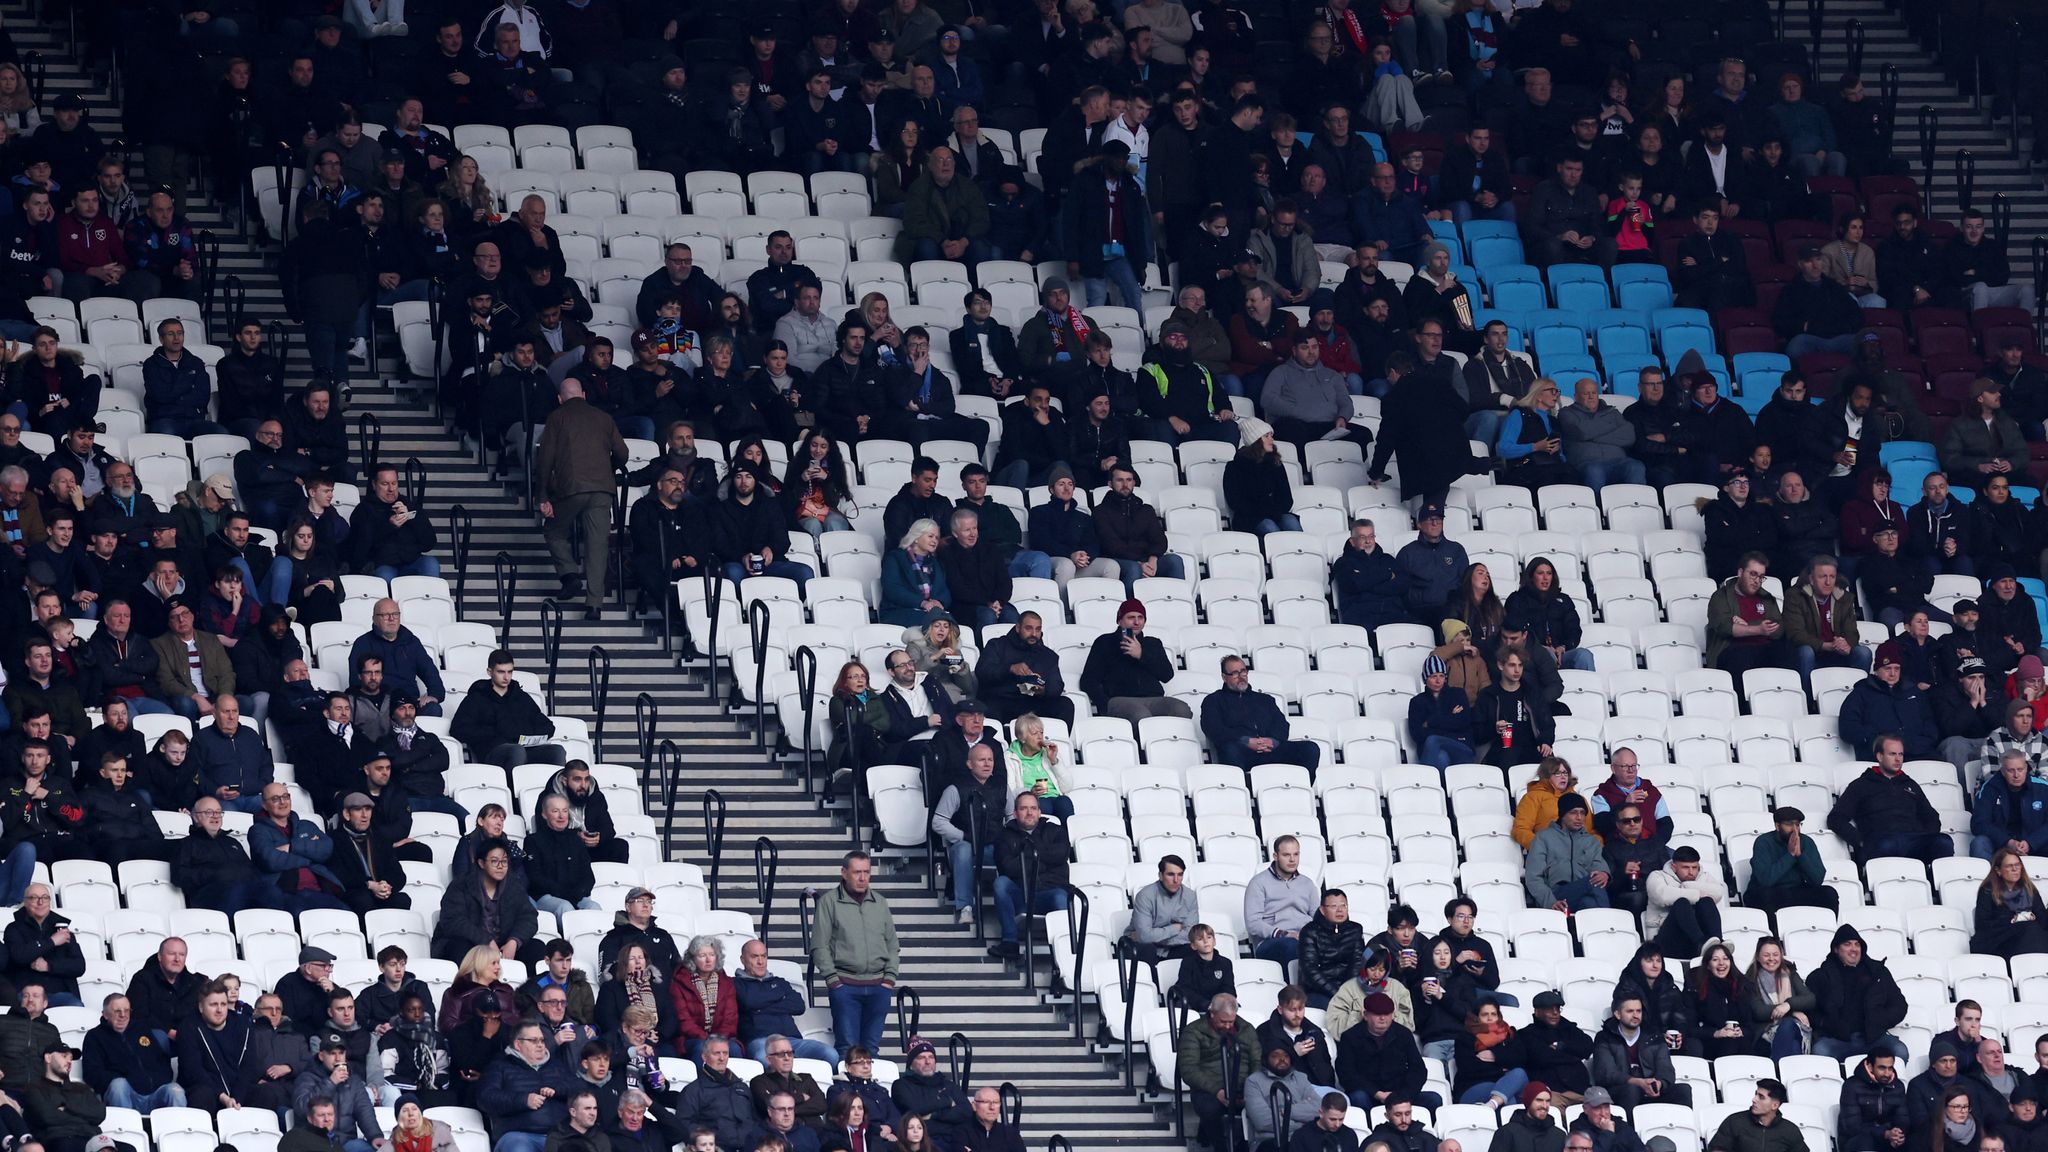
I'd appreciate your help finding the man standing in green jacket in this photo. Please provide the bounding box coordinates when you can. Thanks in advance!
[1177,992,1262,1152]
[811,850,900,1060]
[1745,807,1839,915]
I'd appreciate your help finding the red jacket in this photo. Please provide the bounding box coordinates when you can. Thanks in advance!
[57,212,128,275]
[1227,311,1299,377]
[670,968,740,1048]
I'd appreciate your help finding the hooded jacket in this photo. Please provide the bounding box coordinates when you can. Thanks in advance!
[1590,1016,1678,1092]
[1806,925,1909,1041]
[1828,760,1944,857]
[1839,1061,1912,1152]
[1524,820,1606,906]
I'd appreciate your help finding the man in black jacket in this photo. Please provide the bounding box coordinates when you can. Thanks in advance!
[1776,248,1866,359]
[448,650,564,768]
[347,465,439,581]
[1296,891,1365,1008]
[973,612,1070,725]
[884,458,956,546]
[1202,655,1321,774]
[83,993,185,1111]
[939,508,1017,628]
[1079,600,1188,722]
[989,791,1070,958]
[628,466,705,613]
[329,791,411,915]
[1335,994,1438,1109]
[715,464,812,589]
[1840,1051,1911,1152]
[1879,206,1946,312]
[172,798,276,918]
[1806,924,1910,1060]
[1675,206,1754,310]
[234,421,312,531]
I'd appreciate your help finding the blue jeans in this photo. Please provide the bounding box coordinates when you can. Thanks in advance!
[1579,458,1647,490]
[494,1135,548,1152]
[799,513,854,538]
[619,416,659,441]
[1,843,33,904]
[1551,877,1611,911]
[1786,332,1858,359]
[1083,255,1145,309]
[1973,835,2006,860]
[1113,554,1185,589]
[1248,515,1304,535]
[374,556,443,581]
[947,841,994,910]
[827,982,893,1057]
[1558,649,1595,672]
[1421,735,1475,772]
[1814,1032,1907,1060]
[992,875,1069,942]
[106,1078,189,1111]
[1253,935,1300,965]
[221,794,266,814]
[1864,832,1953,862]
[533,893,603,920]
[748,1036,842,1063]
[970,603,1021,627]
[1769,1022,1807,1060]
[1465,410,1505,447]
[1144,417,1239,445]
[1794,643,1872,692]
[1459,1067,1529,1105]
[409,793,470,821]
[1219,373,1248,398]
[1450,199,1518,225]
[723,559,814,590]
[124,696,174,716]
[1008,550,1052,579]
[912,237,991,267]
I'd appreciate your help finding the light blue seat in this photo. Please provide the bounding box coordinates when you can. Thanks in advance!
[1462,220,1519,244]
[1540,353,1599,380]
[1595,324,1652,361]
[1480,261,1540,288]
[1555,279,1612,313]
[1604,354,1661,393]
[1650,306,1713,332]
[1611,264,1670,289]
[1731,352,1792,377]
[1361,132,1388,163]
[1888,460,1937,497]
[1617,278,1675,312]
[1471,237,1527,273]
[1736,370,1782,412]
[1492,280,1546,313]
[1430,219,1463,246]
[1533,324,1588,363]
[1878,441,1937,468]
[2016,489,2043,509]
[1658,323,1717,366]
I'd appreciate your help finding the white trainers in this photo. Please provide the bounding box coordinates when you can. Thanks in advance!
[388,21,408,35]
[348,337,369,362]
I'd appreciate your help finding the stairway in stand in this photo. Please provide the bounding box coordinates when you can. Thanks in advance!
[27,12,1191,1143]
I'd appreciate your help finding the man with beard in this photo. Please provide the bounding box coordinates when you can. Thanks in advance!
[973,611,1069,725]
[86,461,162,549]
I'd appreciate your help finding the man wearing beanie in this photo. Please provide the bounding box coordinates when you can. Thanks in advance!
[1017,279,1090,376]
[1980,564,2046,672]
[1140,321,1239,445]
[1079,599,1189,722]
[1407,653,1477,771]
[1523,793,1610,913]
[1836,642,1939,761]
[1261,331,1375,451]
[1746,806,1838,915]
[1643,845,1726,958]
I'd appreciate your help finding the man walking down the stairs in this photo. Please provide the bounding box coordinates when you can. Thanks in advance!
[535,376,628,619]
[811,850,899,1059]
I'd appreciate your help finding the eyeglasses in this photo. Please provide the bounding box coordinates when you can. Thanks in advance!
[1619,816,1642,824]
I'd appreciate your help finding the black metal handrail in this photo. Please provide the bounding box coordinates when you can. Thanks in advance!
[702,789,729,908]
[403,456,428,511]
[999,1083,1022,1130]
[794,646,819,796]
[449,505,473,614]
[967,803,989,941]
[797,887,818,997]
[754,837,781,945]
[838,700,868,848]
[429,279,447,424]
[1880,65,1900,154]
[356,411,383,473]
[746,599,772,742]
[1845,19,1866,76]
[1114,939,1141,1089]
[636,692,658,763]
[700,567,724,699]
[216,272,245,339]
[895,985,922,1050]
[949,1032,974,1093]
[658,739,683,853]
[1918,106,1938,194]
[587,644,613,751]
[1954,149,1977,213]
[1166,996,1192,1139]
[539,599,563,712]
[1261,1081,1295,1152]
[492,551,517,639]
[1060,885,1091,1040]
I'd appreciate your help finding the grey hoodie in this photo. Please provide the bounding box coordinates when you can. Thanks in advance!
[1556,398,1637,464]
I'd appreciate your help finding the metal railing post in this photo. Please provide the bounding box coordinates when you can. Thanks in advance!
[658,739,682,854]
[948,1032,974,1093]
[754,837,780,945]
[895,986,923,1051]
[539,600,563,712]
[1954,149,1977,212]
[492,552,517,641]
[448,505,473,615]
[746,599,772,743]
[794,646,819,796]
[1918,106,1938,195]
[702,789,729,908]
[587,645,613,753]
[1062,885,1091,1039]
[356,411,383,469]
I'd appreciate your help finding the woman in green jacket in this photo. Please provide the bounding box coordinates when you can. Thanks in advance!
[828,661,894,801]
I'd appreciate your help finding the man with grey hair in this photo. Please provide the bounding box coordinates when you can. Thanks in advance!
[963,1085,1024,1152]
[761,1090,822,1152]
[939,506,1017,628]
[1557,377,1644,491]
[1178,992,1261,1151]
[1968,750,2048,860]
[534,374,628,618]
[750,1036,829,1128]
[1784,551,1868,694]
[676,1035,763,1149]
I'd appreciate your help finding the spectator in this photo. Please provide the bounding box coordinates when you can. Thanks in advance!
[1643,846,1726,959]
[431,838,538,963]
[1590,994,1693,1109]
[1783,553,1870,688]
[2,883,83,1005]
[939,508,1018,628]
[811,851,898,1058]
[447,651,558,769]
[1945,210,2027,312]
[1368,353,1479,507]
[1878,206,1945,311]
[1240,835,1321,968]
[1839,1051,1911,1152]
[1600,805,1666,917]
[1943,380,2027,493]
[735,940,836,1065]
[347,465,438,581]
[1178,992,1261,1152]
[1524,794,1609,912]
[524,794,598,921]
[1973,849,2048,956]
[1336,991,1438,1110]
[1204,654,1321,774]
[931,743,1008,915]
[535,377,628,619]
[671,936,740,1062]
[1248,1043,1324,1152]
[1746,807,1839,915]
[1473,645,1553,769]
[1838,643,1940,760]
[677,1037,764,1152]
[1974,746,2048,860]
[1142,321,1239,445]
[1705,1079,1805,1152]
[989,790,1069,959]
[83,992,185,1114]
[1707,551,1791,678]
[1486,1085,1566,1152]
[1556,378,1643,490]
[1406,654,1477,773]
[893,1037,972,1146]
[1080,599,1187,722]
[1262,334,1373,451]
[1298,889,1365,1009]
[1330,520,1406,630]
[1128,855,1200,967]
[1806,925,1909,1060]
[248,783,348,916]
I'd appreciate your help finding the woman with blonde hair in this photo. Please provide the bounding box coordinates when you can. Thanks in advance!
[435,154,497,247]
[1974,847,2048,956]
[1742,935,1814,1059]
[881,519,951,625]
[1496,378,1572,490]
[0,63,40,133]
[437,943,515,1032]
[670,935,739,1059]
[1511,757,1576,849]
[904,610,975,701]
